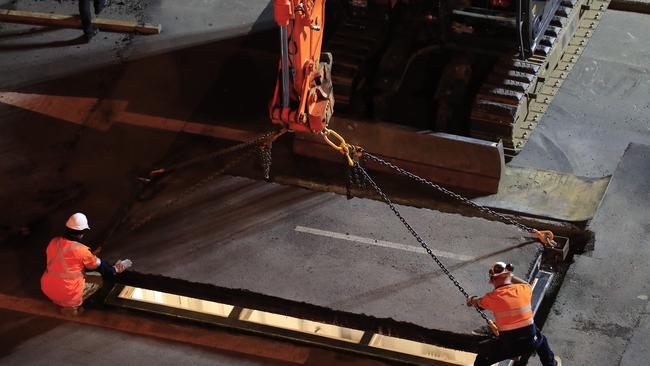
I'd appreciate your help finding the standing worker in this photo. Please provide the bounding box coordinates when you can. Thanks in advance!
[41,213,132,316]
[467,261,562,366]
[79,0,110,41]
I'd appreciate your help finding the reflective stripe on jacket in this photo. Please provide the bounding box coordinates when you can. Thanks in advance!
[41,237,98,307]
[478,283,534,331]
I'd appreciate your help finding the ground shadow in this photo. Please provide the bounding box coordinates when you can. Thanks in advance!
[0,26,60,40]
[0,309,63,359]
[0,35,87,50]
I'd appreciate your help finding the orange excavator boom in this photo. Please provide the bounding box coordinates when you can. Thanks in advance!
[270,0,334,133]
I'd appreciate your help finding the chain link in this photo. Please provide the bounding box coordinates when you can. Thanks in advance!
[352,163,494,324]
[351,151,556,327]
[259,144,273,181]
[345,155,366,199]
[362,153,535,234]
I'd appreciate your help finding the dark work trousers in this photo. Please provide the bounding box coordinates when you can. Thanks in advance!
[474,324,557,366]
[79,0,94,34]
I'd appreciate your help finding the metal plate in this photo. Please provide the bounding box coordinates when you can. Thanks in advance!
[473,166,611,222]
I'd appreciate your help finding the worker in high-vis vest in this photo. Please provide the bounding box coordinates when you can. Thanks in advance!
[41,213,132,316]
[467,261,561,366]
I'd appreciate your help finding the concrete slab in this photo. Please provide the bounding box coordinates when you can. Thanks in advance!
[104,174,539,336]
[0,0,274,88]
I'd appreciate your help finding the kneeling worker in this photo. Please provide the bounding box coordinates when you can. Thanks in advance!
[41,213,132,315]
[467,261,561,366]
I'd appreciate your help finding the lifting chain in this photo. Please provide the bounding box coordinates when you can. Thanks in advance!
[321,133,556,336]
[322,128,358,167]
[345,155,366,199]
[129,129,286,232]
[350,161,499,336]
[361,152,557,249]
[259,144,273,181]
[320,129,554,248]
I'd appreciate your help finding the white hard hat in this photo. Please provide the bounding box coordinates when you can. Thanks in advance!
[489,261,514,278]
[66,213,90,231]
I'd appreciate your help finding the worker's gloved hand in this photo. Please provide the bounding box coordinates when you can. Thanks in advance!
[113,259,133,274]
[466,295,478,307]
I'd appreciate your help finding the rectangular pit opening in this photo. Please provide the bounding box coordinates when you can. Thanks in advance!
[109,284,478,366]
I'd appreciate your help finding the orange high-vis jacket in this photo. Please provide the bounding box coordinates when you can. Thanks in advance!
[478,283,534,331]
[41,237,99,307]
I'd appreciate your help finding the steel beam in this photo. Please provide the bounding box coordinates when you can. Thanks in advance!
[294,117,505,195]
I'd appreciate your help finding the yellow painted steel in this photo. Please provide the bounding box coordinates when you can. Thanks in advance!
[474,166,611,222]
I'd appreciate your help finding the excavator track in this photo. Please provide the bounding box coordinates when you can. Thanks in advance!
[324,13,386,107]
[470,0,611,158]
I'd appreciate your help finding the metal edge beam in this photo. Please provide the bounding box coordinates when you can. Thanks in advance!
[104,284,473,366]
[294,119,505,195]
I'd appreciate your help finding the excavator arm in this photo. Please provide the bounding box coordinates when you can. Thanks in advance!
[270,0,334,133]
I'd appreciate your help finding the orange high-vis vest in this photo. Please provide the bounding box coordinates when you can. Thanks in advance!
[41,237,98,307]
[478,283,534,331]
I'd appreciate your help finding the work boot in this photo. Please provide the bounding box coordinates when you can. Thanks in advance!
[82,27,99,43]
[554,356,562,366]
[60,306,84,316]
[94,0,110,15]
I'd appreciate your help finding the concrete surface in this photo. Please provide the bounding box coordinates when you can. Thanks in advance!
[527,144,650,366]
[0,3,648,366]
[0,308,288,366]
[0,0,274,88]
[512,9,650,366]
[512,10,650,178]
